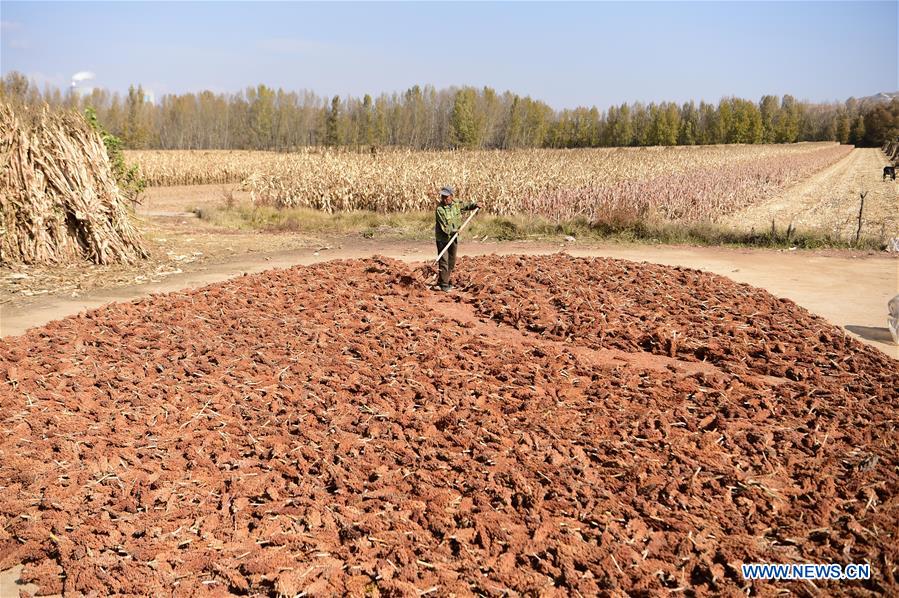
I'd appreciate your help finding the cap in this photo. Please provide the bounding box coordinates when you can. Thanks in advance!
[439,186,455,198]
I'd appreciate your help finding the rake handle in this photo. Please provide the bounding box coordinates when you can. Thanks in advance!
[435,207,480,264]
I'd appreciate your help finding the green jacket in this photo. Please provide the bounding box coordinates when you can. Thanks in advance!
[435,201,477,237]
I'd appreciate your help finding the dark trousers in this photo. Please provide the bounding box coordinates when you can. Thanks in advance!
[436,235,457,287]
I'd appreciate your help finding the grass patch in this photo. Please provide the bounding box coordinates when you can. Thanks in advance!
[586,218,885,250]
[196,204,433,239]
[195,202,887,250]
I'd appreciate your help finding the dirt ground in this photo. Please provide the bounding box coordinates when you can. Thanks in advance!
[0,184,321,304]
[137,183,252,214]
[1,255,897,596]
[724,148,899,240]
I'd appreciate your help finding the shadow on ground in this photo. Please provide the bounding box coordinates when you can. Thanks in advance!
[0,565,43,598]
[845,325,895,344]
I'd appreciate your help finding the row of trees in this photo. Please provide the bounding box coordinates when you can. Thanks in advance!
[2,71,896,150]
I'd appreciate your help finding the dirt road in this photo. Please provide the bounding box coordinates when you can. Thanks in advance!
[2,241,896,358]
[724,148,898,239]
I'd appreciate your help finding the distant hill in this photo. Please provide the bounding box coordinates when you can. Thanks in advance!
[857,91,899,104]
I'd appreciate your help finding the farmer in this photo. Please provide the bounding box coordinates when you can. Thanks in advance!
[435,185,478,291]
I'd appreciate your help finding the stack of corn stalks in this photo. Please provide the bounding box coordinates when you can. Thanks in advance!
[0,103,147,265]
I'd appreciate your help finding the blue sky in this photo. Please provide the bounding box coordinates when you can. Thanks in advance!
[1,1,896,109]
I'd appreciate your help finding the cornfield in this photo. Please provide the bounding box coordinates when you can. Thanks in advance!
[125,149,276,186]
[127,143,852,222]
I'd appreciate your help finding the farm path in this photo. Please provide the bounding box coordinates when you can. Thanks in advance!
[724,148,898,238]
[2,242,896,358]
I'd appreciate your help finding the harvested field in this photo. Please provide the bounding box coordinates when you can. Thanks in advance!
[127,143,852,223]
[724,148,899,240]
[1,254,897,596]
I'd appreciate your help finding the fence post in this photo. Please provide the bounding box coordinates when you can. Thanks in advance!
[855,191,867,245]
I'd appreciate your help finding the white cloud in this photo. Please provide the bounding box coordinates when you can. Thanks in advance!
[8,39,30,50]
[71,71,96,84]
[1,20,23,32]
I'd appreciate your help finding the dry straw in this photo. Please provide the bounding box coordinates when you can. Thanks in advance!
[237,144,851,222]
[128,143,850,223]
[884,140,899,162]
[0,103,147,266]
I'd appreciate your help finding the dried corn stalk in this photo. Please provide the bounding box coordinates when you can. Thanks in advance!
[127,143,852,223]
[0,103,147,265]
